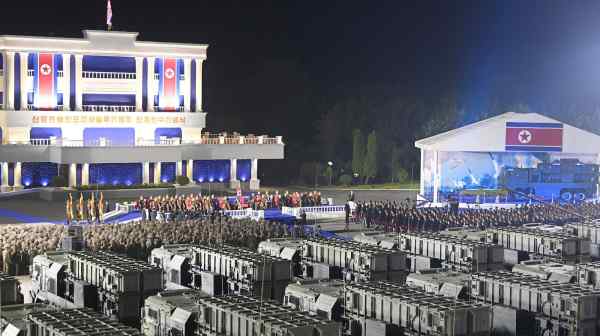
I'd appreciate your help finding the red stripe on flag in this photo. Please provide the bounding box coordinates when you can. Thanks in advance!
[163,58,177,111]
[505,127,562,147]
[38,53,54,109]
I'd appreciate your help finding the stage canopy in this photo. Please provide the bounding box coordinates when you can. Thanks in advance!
[415,112,600,203]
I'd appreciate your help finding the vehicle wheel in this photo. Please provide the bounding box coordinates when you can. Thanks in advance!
[560,191,572,202]
[575,192,586,201]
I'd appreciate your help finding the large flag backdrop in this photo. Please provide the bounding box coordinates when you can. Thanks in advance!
[33,53,59,110]
[158,57,181,111]
[505,122,563,152]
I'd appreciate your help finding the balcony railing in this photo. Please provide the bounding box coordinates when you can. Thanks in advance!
[82,71,136,79]
[154,73,185,80]
[27,70,64,77]
[26,104,64,111]
[153,105,185,112]
[17,136,284,147]
[82,105,136,112]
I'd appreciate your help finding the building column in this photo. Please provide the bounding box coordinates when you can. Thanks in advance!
[74,54,83,111]
[155,162,162,183]
[82,163,89,186]
[13,162,21,187]
[135,56,143,112]
[3,51,15,110]
[147,57,155,112]
[62,53,71,110]
[432,150,440,203]
[19,52,28,110]
[1,162,8,188]
[183,58,191,112]
[68,163,77,187]
[143,162,150,184]
[186,160,194,182]
[176,161,183,177]
[194,58,204,112]
[250,158,260,190]
[230,159,240,189]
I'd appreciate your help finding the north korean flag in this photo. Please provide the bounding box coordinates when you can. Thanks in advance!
[159,57,180,111]
[36,53,56,110]
[505,122,563,152]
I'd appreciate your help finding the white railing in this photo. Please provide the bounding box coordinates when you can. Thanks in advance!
[153,105,185,112]
[224,208,264,220]
[10,136,283,147]
[27,70,64,77]
[153,73,185,80]
[29,138,53,146]
[282,205,345,219]
[26,104,64,111]
[82,105,136,112]
[82,71,136,80]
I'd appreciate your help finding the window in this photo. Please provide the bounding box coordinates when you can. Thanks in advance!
[153,258,161,266]
[148,309,158,320]
[427,313,433,327]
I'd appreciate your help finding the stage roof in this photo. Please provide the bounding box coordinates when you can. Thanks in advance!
[415,112,600,154]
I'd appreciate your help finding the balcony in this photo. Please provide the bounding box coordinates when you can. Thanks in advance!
[0,135,284,164]
[153,73,185,81]
[82,71,136,80]
[26,104,64,111]
[153,105,185,112]
[27,70,64,77]
[20,135,284,147]
[82,105,136,112]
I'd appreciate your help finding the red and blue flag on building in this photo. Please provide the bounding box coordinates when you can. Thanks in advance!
[505,122,563,152]
[158,57,180,112]
[34,53,57,110]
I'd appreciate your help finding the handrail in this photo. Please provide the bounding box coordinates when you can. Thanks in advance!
[26,104,64,111]
[153,73,185,80]
[10,137,283,147]
[82,105,136,112]
[82,71,136,80]
[27,70,64,77]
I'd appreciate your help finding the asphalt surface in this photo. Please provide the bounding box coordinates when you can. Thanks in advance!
[0,188,417,224]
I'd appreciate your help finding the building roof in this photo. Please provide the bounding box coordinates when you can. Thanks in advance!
[0,30,208,59]
[415,112,600,154]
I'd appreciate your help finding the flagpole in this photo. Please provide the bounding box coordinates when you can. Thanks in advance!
[106,0,113,31]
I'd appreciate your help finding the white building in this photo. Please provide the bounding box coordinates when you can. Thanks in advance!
[415,112,600,203]
[0,30,284,190]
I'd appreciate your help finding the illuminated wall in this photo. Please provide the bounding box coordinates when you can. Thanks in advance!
[90,163,142,185]
[193,160,230,183]
[422,150,598,202]
[83,127,135,146]
[237,159,251,182]
[160,162,176,182]
[22,162,58,187]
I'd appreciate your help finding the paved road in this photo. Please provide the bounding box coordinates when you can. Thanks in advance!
[319,189,417,204]
[0,188,417,224]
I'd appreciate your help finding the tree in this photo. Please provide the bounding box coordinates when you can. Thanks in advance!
[389,147,402,182]
[352,129,365,178]
[363,131,378,184]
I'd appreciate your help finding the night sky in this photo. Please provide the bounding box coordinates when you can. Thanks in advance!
[4,1,600,180]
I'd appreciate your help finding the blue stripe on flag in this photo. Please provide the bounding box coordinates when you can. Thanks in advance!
[505,145,562,152]
[506,122,563,128]
[33,53,38,107]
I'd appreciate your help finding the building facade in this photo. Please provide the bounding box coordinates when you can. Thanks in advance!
[0,30,284,190]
